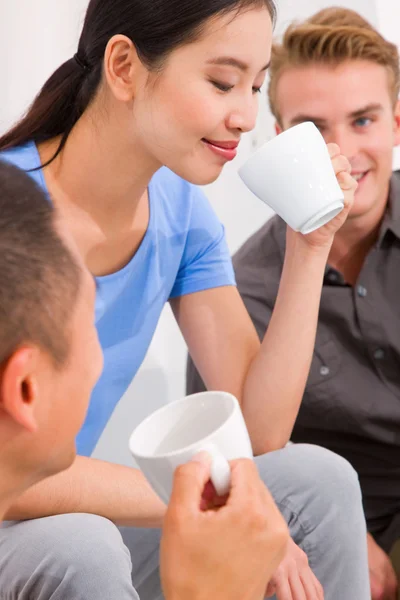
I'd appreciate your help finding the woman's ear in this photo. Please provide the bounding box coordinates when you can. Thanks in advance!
[103,34,145,102]
[0,347,40,433]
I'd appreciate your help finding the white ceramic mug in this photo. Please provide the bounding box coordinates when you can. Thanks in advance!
[239,121,345,234]
[129,391,253,504]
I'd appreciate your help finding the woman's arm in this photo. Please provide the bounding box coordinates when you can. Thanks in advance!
[172,144,356,456]
[5,455,166,527]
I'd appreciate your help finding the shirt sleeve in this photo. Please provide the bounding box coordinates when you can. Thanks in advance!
[169,185,236,298]
[233,216,284,340]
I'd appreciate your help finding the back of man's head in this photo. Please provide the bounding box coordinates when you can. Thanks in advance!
[268,7,400,126]
[0,160,81,369]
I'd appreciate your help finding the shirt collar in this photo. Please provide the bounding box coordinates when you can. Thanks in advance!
[380,170,400,242]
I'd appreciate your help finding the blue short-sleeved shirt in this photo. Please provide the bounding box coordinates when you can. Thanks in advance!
[1,142,235,455]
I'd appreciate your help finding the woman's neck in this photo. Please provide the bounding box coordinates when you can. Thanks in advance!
[39,102,161,228]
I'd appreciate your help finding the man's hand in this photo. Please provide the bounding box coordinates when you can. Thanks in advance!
[265,537,324,600]
[368,532,398,600]
[160,453,289,600]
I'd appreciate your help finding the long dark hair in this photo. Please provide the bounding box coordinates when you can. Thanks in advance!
[0,0,276,167]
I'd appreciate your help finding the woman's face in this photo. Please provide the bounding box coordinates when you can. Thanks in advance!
[132,7,272,185]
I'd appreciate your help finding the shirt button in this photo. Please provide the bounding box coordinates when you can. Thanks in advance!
[357,285,368,297]
[373,348,385,360]
[320,366,330,376]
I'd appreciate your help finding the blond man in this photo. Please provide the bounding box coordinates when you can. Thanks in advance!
[187,7,400,599]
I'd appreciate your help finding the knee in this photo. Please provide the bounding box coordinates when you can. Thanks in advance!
[291,443,361,504]
[257,443,363,521]
[53,513,131,572]
[9,513,131,576]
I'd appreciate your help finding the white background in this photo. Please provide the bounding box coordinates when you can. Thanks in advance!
[0,1,398,464]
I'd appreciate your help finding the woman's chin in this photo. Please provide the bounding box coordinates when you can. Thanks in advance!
[184,165,224,186]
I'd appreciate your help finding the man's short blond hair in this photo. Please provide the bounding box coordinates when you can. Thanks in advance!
[268,7,400,126]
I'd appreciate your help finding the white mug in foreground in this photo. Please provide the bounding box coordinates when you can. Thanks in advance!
[129,391,253,504]
[238,121,345,234]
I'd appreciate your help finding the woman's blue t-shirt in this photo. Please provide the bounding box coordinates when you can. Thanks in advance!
[1,142,235,455]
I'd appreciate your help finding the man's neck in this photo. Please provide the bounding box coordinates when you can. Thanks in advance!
[328,193,389,285]
[0,460,29,523]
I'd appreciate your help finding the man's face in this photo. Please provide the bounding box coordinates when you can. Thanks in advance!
[31,229,103,477]
[275,60,400,222]
[37,267,103,474]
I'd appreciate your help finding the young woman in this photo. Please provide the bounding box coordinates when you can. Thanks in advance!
[0,0,370,599]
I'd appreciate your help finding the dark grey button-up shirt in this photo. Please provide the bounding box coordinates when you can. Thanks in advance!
[187,171,400,551]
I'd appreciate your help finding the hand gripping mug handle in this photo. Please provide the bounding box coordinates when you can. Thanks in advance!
[198,442,231,497]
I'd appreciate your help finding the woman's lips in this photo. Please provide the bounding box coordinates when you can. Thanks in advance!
[202,138,239,161]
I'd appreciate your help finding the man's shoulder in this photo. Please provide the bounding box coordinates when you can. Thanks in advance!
[392,169,400,189]
[233,214,286,269]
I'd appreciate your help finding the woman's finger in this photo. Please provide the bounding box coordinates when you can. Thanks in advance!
[336,170,358,195]
[331,154,351,176]
[299,568,324,599]
[274,574,293,600]
[287,569,307,600]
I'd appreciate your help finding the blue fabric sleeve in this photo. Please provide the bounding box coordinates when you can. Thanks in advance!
[170,186,236,298]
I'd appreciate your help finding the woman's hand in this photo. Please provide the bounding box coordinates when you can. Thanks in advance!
[288,143,357,251]
[265,537,324,600]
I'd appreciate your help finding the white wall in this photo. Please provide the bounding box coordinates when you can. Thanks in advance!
[375,0,400,169]
[0,1,396,465]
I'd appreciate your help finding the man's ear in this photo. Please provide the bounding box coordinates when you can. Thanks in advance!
[275,121,283,135]
[0,347,40,433]
[103,34,145,102]
[393,99,400,147]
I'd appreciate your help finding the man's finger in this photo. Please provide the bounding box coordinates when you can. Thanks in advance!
[227,459,266,506]
[169,452,212,512]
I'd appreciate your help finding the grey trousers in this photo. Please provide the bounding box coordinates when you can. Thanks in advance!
[0,444,370,600]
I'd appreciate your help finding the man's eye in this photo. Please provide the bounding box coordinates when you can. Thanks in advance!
[354,117,372,127]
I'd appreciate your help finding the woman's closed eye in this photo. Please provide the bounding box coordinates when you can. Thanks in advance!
[210,80,234,93]
[210,80,262,94]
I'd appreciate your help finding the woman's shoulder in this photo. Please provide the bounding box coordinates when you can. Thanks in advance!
[0,141,46,192]
[0,141,40,171]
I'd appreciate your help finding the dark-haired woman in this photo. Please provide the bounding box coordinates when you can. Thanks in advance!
[0,0,370,598]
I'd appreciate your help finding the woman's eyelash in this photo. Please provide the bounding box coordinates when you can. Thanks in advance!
[211,80,234,92]
[211,81,262,94]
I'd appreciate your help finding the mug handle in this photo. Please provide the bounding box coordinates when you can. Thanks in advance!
[198,442,231,497]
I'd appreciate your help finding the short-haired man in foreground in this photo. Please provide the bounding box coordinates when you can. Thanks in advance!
[0,160,289,600]
[188,6,400,599]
